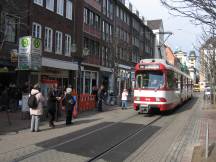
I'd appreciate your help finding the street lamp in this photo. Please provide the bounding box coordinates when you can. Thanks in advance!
[77,47,90,112]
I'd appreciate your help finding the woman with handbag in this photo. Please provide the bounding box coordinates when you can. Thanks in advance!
[62,88,76,125]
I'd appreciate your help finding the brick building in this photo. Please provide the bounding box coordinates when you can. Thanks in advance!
[0,0,155,96]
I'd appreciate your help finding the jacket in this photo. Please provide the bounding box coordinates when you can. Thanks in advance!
[29,89,44,116]
[121,91,128,101]
[47,89,57,112]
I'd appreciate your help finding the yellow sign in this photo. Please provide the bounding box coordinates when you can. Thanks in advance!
[0,67,9,73]
[10,49,18,63]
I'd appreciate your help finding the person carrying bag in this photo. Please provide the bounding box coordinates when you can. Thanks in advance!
[62,88,76,125]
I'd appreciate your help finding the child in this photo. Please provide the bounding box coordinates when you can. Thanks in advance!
[121,89,128,110]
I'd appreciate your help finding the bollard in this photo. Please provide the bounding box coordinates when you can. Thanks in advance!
[205,122,209,159]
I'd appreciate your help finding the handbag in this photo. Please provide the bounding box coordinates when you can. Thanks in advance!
[72,96,78,118]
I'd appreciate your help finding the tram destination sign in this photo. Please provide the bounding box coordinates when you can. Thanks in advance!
[139,64,160,70]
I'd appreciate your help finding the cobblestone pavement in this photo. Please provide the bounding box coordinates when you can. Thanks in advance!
[126,94,216,162]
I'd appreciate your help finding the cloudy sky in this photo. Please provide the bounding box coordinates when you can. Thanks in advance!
[129,0,202,55]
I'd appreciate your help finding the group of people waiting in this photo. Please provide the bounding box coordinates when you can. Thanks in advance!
[21,82,130,132]
[29,83,76,132]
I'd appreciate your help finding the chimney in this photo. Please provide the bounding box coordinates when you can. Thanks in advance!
[129,3,133,12]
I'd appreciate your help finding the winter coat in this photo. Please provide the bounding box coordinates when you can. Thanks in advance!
[47,90,57,112]
[62,94,75,112]
[29,89,45,116]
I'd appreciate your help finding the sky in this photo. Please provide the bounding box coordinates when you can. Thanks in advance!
[129,0,202,55]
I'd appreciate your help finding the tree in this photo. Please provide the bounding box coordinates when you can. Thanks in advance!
[160,0,216,29]
[199,29,216,103]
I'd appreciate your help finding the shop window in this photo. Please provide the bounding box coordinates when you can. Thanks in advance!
[4,16,16,42]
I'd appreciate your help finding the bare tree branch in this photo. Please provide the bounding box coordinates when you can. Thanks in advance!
[160,0,216,28]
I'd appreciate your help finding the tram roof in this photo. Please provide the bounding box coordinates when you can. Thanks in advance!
[138,59,192,79]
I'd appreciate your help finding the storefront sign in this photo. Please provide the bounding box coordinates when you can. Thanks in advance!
[10,49,18,63]
[18,36,42,70]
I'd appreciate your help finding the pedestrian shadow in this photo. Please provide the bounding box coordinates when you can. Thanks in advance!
[40,118,102,132]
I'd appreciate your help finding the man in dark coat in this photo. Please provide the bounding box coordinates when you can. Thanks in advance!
[96,85,105,112]
[47,88,57,128]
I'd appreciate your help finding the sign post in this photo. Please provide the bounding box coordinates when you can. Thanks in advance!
[18,36,42,71]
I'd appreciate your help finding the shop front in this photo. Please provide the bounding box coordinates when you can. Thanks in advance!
[100,66,113,93]
[80,68,99,94]
[117,64,132,95]
[40,57,78,98]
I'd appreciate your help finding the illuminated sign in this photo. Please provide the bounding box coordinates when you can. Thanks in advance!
[139,64,160,69]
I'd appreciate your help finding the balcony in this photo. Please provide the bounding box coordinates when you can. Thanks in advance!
[84,0,101,12]
[83,24,101,39]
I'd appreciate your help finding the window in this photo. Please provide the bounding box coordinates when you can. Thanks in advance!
[65,34,71,56]
[57,0,64,16]
[34,0,43,6]
[84,8,88,24]
[55,31,62,54]
[44,27,53,52]
[46,0,54,11]
[167,71,175,89]
[135,71,164,89]
[66,0,73,20]
[5,16,16,42]
[90,12,94,26]
[116,6,119,17]
[32,22,42,38]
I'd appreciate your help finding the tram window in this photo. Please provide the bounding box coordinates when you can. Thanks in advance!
[136,75,142,88]
[167,71,175,89]
[136,71,164,89]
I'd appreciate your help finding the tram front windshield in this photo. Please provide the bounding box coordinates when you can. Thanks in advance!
[136,71,164,89]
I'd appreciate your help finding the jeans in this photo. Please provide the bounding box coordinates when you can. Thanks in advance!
[31,115,40,132]
[121,100,128,109]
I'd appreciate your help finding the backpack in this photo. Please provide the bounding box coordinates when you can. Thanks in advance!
[62,94,75,107]
[28,93,38,109]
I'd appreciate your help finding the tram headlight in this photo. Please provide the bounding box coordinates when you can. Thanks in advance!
[156,97,160,102]
[136,97,140,101]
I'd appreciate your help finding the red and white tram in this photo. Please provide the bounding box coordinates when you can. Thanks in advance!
[133,59,193,114]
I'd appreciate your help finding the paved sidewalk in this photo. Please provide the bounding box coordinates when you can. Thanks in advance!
[0,103,124,135]
[183,98,216,162]
[0,103,135,162]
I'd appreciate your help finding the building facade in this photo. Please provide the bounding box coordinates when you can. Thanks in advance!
[0,0,155,96]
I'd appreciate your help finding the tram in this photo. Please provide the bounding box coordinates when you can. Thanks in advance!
[133,59,193,114]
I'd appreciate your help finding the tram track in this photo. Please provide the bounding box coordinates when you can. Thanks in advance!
[12,97,198,162]
[14,112,161,162]
[86,115,162,162]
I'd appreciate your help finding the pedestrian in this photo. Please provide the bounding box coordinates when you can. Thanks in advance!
[47,88,57,128]
[0,87,9,111]
[29,83,45,132]
[92,86,98,105]
[96,85,105,112]
[121,88,128,110]
[62,87,76,125]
